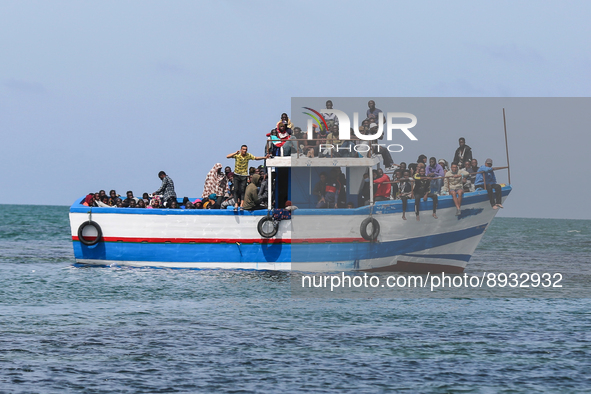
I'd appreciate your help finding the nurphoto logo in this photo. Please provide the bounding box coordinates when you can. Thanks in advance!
[302,107,418,153]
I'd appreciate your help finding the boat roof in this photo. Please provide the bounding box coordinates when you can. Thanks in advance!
[266,156,379,168]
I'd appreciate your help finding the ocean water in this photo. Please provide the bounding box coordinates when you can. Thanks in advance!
[1,205,590,393]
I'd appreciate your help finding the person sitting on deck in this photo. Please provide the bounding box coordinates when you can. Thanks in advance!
[137,199,146,208]
[243,174,265,211]
[258,170,269,206]
[373,169,391,201]
[391,169,401,199]
[276,122,294,156]
[413,167,438,221]
[314,172,338,209]
[438,159,449,173]
[202,163,227,207]
[445,163,469,215]
[467,159,479,187]
[227,145,268,210]
[96,195,110,207]
[316,126,330,157]
[398,170,413,220]
[153,171,177,208]
[142,193,151,204]
[147,196,161,209]
[122,191,138,207]
[202,194,220,209]
[463,160,475,192]
[426,157,445,195]
[326,124,342,158]
[276,112,294,130]
[128,199,137,208]
[266,128,285,157]
[475,158,503,209]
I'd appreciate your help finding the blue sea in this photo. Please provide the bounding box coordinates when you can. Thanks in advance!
[1,205,590,393]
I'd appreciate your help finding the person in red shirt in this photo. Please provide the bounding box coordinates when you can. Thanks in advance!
[373,169,391,201]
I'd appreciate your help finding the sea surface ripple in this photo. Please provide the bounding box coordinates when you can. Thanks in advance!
[1,205,590,393]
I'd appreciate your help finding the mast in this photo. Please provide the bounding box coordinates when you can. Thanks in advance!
[503,108,511,185]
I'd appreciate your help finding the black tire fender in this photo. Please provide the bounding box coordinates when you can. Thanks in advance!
[78,220,103,246]
[257,216,278,239]
[360,217,380,241]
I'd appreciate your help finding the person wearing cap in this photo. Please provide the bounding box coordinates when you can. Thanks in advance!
[475,158,503,209]
[438,158,449,172]
[453,137,473,166]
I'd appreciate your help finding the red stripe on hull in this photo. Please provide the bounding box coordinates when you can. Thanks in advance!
[72,236,289,244]
[71,236,367,244]
[363,260,465,274]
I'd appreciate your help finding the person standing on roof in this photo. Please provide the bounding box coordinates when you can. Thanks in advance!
[154,171,176,208]
[227,145,268,210]
[366,100,384,123]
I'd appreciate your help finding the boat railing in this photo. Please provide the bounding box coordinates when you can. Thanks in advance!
[386,166,510,189]
[266,137,373,159]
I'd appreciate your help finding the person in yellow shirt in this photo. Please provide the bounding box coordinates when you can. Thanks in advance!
[227,145,268,210]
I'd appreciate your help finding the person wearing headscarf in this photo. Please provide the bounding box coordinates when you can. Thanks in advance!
[202,163,228,205]
[276,112,294,130]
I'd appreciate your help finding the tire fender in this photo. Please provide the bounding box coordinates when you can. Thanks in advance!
[257,216,278,239]
[78,220,103,246]
[360,217,380,241]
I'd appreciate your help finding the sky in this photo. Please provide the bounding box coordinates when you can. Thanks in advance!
[1,1,590,219]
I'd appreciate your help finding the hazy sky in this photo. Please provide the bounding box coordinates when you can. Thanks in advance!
[1,1,590,219]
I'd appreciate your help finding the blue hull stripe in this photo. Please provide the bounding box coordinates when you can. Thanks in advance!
[291,224,486,262]
[74,224,486,263]
[401,253,473,262]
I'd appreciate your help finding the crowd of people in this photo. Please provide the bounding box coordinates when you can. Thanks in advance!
[83,101,505,215]
[345,149,504,221]
[82,148,272,212]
